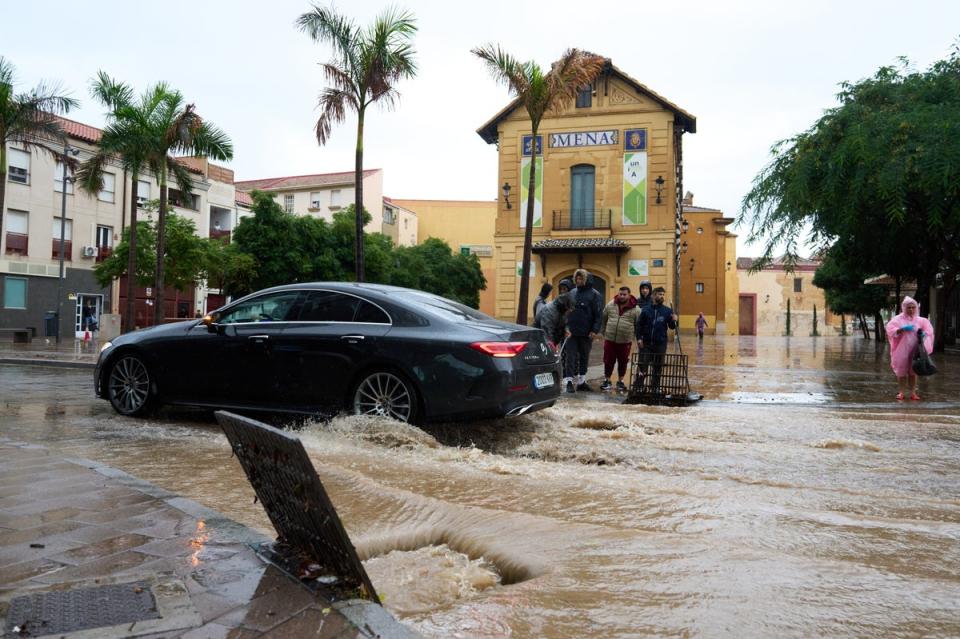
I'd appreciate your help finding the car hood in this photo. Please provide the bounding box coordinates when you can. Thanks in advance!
[112,320,197,345]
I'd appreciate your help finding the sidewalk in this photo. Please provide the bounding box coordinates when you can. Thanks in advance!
[0,439,415,638]
[0,336,99,368]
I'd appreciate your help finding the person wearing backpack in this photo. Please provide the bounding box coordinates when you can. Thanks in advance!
[885,296,934,401]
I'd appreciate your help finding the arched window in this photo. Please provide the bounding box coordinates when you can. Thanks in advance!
[570,164,595,229]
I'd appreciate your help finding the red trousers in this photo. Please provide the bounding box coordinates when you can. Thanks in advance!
[603,340,632,379]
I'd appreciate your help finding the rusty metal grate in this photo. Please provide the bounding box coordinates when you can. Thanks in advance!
[624,351,693,406]
[215,411,379,603]
[4,581,159,637]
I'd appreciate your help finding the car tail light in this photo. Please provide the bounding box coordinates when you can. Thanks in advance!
[470,341,528,358]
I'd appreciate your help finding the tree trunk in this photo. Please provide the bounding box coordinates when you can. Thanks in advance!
[125,177,138,333]
[0,145,7,248]
[874,311,884,347]
[354,112,365,282]
[154,168,168,326]
[857,313,870,339]
[516,131,537,326]
[933,273,955,353]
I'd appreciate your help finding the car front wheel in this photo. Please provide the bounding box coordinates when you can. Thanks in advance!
[107,354,155,416]
[351,370,419,423]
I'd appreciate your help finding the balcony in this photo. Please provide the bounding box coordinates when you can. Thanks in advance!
[551,209,613,231]
[52,240,72,261]
[96,246,113,263]
[209,228,231,243]
[5,232,28,256]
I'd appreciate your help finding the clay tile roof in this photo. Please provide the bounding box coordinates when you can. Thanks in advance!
[532,238,630,251]
[235,168,381,191]
[54,116,102,144]
[235,191,253,207]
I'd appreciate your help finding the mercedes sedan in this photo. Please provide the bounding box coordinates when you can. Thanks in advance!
[95,283,561,423]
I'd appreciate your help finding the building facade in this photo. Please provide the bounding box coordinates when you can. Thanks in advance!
[1,117,248,336]
[477,60,737,329]
[737,257,843,336]
[389,198,498,315]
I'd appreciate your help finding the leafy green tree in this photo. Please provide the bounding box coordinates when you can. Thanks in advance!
[0,57,77,248]
[200,239,257,299]
[296,4,418,282]
[812,243,889,317]
[389,238,486,308]
[741,47,960,349]
[472,46,604,323]
[93,205,208,293]
[77,73,232,326]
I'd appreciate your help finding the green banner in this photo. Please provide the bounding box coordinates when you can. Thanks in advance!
[623,152,647,225]
[519,156,543,228]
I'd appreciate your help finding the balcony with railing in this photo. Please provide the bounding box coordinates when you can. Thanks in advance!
[52,240,72,261]
[209,228,231,243]
[5,233,28,256]
[551,209,613,231]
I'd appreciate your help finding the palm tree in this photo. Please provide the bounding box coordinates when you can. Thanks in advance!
[0,57,78,247]
[472,46,605,324]
[296,4,417,282]
[78,73,233,327]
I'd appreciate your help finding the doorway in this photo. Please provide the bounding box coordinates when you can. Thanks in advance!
[75,293,103,338]
[739,294,756,335]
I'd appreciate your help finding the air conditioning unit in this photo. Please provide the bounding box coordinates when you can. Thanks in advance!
[82,245,98,258]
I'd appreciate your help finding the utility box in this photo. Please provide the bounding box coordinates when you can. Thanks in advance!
[44,312,57,337]
[99,313,121,340]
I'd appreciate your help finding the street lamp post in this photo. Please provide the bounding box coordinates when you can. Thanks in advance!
[55,143,79,345]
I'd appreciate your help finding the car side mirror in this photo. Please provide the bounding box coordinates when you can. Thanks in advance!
[202,314,218,334]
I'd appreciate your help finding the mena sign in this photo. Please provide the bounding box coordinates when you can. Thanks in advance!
[549,130,618,148]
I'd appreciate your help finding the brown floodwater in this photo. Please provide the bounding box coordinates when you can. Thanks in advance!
[1,336,958,637]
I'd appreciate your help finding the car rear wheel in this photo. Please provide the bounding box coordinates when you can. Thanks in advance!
[107,354,155,416]
[352,370,419,423]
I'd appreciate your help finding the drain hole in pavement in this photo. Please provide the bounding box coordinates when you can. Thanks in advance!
[362,544,502,615]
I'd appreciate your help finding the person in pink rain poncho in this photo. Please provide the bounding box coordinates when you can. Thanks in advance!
[885,296,934,401]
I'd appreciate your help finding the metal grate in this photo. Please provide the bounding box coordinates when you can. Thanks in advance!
[625,351,691,405]
[4,581,159,637]
[215,411,379,603]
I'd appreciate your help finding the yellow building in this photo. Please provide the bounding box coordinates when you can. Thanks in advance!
[737,257,843,336]
[477,59,738,330]
[389,199,498,315]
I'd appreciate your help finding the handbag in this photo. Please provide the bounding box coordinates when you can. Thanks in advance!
[911,329,937,376]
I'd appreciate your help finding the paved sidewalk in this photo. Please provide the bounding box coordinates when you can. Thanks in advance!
[0,336,99,368]
[0,440,415,638]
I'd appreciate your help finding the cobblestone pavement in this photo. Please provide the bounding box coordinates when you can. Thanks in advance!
[0,440,415,638]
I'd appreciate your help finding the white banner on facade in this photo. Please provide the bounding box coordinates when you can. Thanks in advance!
[627,260,649,277]
[623,152,647,225]
[519,156,543,228]
[516,261,536,278]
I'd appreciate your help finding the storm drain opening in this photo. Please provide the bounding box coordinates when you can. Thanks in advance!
[4,580,160,637]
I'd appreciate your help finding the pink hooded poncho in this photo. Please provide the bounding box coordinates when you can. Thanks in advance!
[885,296,934,377]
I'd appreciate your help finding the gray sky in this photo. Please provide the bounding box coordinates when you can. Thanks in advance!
[7,0,958,255]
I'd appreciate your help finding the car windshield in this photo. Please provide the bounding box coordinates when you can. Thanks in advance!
[404,292,491,322]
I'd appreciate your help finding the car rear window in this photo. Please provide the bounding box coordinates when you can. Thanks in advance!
[405,292,491,322]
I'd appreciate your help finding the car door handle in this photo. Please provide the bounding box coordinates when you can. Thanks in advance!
[248,334,270,342]
[341,335,365,343]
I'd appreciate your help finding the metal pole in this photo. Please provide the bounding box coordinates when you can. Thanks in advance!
[55,143,69,345]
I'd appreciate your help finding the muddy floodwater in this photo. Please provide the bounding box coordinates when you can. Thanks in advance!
[2,336,959,637]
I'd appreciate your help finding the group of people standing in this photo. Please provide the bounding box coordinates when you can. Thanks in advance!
[533,269,679,393]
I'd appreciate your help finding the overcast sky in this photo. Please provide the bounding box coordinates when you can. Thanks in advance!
[7,0,958,255]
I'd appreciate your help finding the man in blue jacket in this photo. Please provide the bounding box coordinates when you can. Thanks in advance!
[635,286,677,393]
[564,269,604,392]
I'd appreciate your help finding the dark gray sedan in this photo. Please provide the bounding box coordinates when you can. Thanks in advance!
[95,283,561,423]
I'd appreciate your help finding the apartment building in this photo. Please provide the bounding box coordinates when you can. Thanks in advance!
[0,117,247,336]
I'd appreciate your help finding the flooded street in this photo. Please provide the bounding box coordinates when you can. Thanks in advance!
[2,336,959,637]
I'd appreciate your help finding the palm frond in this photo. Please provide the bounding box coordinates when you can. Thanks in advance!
[168,157,194,197]
[296,4,360,71]
[315,88,352,144]
[471,44,529,97]
[190,122,234,161]
[90,71,134,112]
[75,150,109,195]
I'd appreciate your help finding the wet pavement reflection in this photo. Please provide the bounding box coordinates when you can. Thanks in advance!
[1,335,958,638]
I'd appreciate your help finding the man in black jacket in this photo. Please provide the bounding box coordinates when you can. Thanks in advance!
[635,286,677,393]
[563,269,604,392]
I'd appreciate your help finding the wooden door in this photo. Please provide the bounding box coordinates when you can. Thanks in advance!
[739,294,755,335]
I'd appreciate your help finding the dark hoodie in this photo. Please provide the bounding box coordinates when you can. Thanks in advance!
[637,280,653,310]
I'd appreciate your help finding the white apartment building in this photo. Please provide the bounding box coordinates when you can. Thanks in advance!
[0,117,246,336]
[235,168,417,247]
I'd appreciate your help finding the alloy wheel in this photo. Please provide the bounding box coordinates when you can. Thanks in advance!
[108,356,151,415]
[353,371,414,422]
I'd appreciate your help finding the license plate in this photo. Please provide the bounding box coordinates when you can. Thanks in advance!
[533,372,554,389]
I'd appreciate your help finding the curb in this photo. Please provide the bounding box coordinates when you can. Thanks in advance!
[0,357,96,369]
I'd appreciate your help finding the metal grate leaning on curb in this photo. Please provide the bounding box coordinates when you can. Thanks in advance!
[215,411,379,603]
[624,351,701,406]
